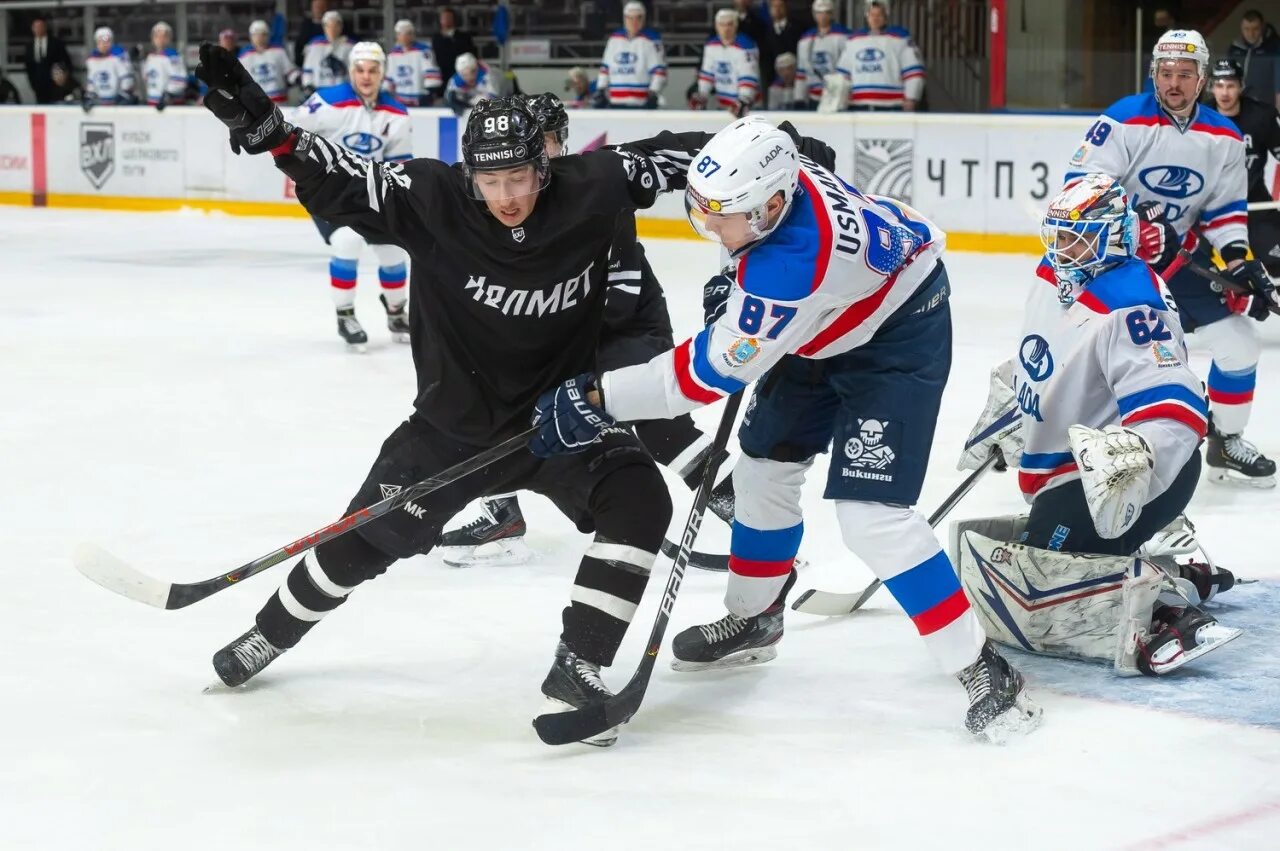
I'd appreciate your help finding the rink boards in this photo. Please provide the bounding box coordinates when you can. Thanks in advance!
[0,105,1112,253]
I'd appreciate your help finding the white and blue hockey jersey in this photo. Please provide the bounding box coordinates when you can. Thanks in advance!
[239,44,297,103]
[698,34,760,110]
[292,82,413,163]
[387,41,442,106]
[300,35,354,90]
[794,24,851,105]
[85,46,136,105]
[597,27,666,106]
[601,158,944,422]
[838,26,924,108]
[1015,257,1207,501]
[444,66,499,109]
[1065,94,1248,252]
[143,47,187,105]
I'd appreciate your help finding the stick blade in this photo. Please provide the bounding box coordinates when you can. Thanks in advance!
[790,582,880,617]
[532,701,613,746]
[73,543,172,609]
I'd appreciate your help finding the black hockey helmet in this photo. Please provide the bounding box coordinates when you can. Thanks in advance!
[527,92,569,153]
[461,96,550,199]
[1210,58,1243,83]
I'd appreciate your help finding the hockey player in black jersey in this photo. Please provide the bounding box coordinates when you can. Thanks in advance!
[194,46,691,746]
[439,92,735,567]
[1211,59,1280,275]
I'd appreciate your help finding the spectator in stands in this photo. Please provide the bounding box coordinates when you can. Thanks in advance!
[144,22,188,109]
[795,0,850,110]
[295,0,329,71]
[85,26,137,106]
[433,7,479,89]
[301,12,354,93]
[693,9,760,116]
[48,63,83,104]
[596,1,666,108]
[759,0,804,94]
[839,0,924,111]
[0,68,20,104]
[564,66,594,107]
[732,0,768,54]
[1229,10,1280,109]
[766,52,799,110]
[25,17,73,104]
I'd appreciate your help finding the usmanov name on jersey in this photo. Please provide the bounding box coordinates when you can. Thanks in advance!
[292,82,412,163]
[601,157,945,423]
[1064,93,1247,252]
[1015,257,1208,500]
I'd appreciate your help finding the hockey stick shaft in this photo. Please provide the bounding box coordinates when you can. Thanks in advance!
[1166,249,1280,316]
[76,426,537,609]
[533,391,744,745]
[790,451,1001,616]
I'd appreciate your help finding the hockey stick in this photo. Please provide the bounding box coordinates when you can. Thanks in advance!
[74,426,538,610]
[659,538,727,572]
[1165,248,1280,317]
[790,450,1003,617]
[533,391,744,746]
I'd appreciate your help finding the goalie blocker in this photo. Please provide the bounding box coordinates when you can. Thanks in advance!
[950,516,1241,676]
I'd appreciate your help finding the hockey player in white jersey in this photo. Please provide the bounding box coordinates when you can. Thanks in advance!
[387,19,442,107]
[292,42,412,349]
[953,175,1241,677]
[596,1,666,108]
[794,0,851,109]
[530,117,1042,741]
[84,27,136,107]
[240,20,298,104]
[143,22,187,109]
[444,53,498,116]
[300,10,354,93]
[1065,29,1280,487]
[838,0,925,111]
[694,10,760,116]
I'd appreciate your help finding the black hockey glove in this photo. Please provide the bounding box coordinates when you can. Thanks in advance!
[529,374,616,458]
[323,54,347,80]
[154,91,168,112]
[195,43,294,155]
[1226,259,1278,322]
[644,91,659,109]
[730,97,752,118]
[591,88,610,109]
[1134,201,1179,270]
[703,270,734,325]
[80,91,97,113]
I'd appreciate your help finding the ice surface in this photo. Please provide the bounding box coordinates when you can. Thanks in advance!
[4,207,1280,850]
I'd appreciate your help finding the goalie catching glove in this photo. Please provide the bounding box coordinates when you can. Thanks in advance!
[1068,424,1153,539]
[957,360,1023,471]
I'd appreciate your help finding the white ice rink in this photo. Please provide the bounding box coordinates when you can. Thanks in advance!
[4,207,1280,850]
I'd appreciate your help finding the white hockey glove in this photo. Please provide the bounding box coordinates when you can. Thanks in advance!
[1068,424,1154,539]
[957,360,1024,471]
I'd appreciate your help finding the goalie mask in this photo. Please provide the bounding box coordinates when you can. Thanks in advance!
[1040,174,1137,302]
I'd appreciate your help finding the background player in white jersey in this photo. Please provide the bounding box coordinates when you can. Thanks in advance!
[444,53,498,116]
[693,10,760,116]
[84,27,136,107]
[387,20,442,107]
[794,0,851,110]
[143,22,187,109]
[838,0,925,111]
[300,10,353,94]
[1065,29,1280,487]
[293,42,412,349]
[531,117,1042,741]
[596,1,666,108]
[240,20,298,104]
[954,175,1240,676]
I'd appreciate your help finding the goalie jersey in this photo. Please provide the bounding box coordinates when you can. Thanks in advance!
[293,83,413,163]
[1064,94,1248,252]
[1015,257,1208,501]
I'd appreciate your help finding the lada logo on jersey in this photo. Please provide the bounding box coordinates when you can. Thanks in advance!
[1019,334,1054,381]
[616,51,637,64]
[342,132,384,156]
[855,47,885,62]
[462,262,594,317]
[1137,165,1204,199]
[79,122,114,189]
[716,61,731,76]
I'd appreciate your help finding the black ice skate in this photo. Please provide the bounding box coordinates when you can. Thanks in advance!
[380,293,410,343]
[670,570,795,671]
[540,642,617,747]
[438,494,530,567]
[1136,604,1242,676]
[212,626,285,687]
[957,641,1043,743]
[1205,427,1276,488]
[335,307,368,352]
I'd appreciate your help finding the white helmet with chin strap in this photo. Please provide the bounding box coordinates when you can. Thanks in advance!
[1150,30,1210,95]
[349,41,387,72]
[684,116,800,250]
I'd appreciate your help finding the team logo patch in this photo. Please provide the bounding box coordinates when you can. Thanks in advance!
[1070,144,1089,166]
[687,184,724,212]
[841,417,898,483]
[1019,334,1055,382]
[379,483,403,499]
[1138,165,1204,200]
[512,226,525,242]
[79,122,115,189]
[1152,341,1180,368]
[722,337,761,368]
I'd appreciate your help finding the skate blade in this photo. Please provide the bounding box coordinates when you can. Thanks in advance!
[345,342,369,354]
[1149,624,1244,675]
[540,697,617,747]
[440,538,531,568]
[1205,468,1275,489]
[975,693,1044,745]
[390,332,410,344]
[670,644,778,672]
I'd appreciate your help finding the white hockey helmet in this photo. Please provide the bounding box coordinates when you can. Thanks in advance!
[1040,174,1137,298]
[249,20,270,36]
[812,0,836,15]
[1151,29,1210,79]
[685,116,800,249]
[151,21,172,37]
[456,52,479,75]
[623,1,646,18]
[322,10,343,26]
[349,41,386,72]
[94,26,113,44]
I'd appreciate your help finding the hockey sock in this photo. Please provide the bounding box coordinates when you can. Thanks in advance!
[329,257,358,308]
[1207,362,1256,435]
[378,262,407,308]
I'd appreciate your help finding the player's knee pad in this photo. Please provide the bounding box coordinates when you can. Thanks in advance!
[370,242,409,268]
[591,457,672,548]
[732,455,809,529]
[315,529,398,586]
[834,500,946,580]
[1196,313,1260,372]
[328,226,365,261]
